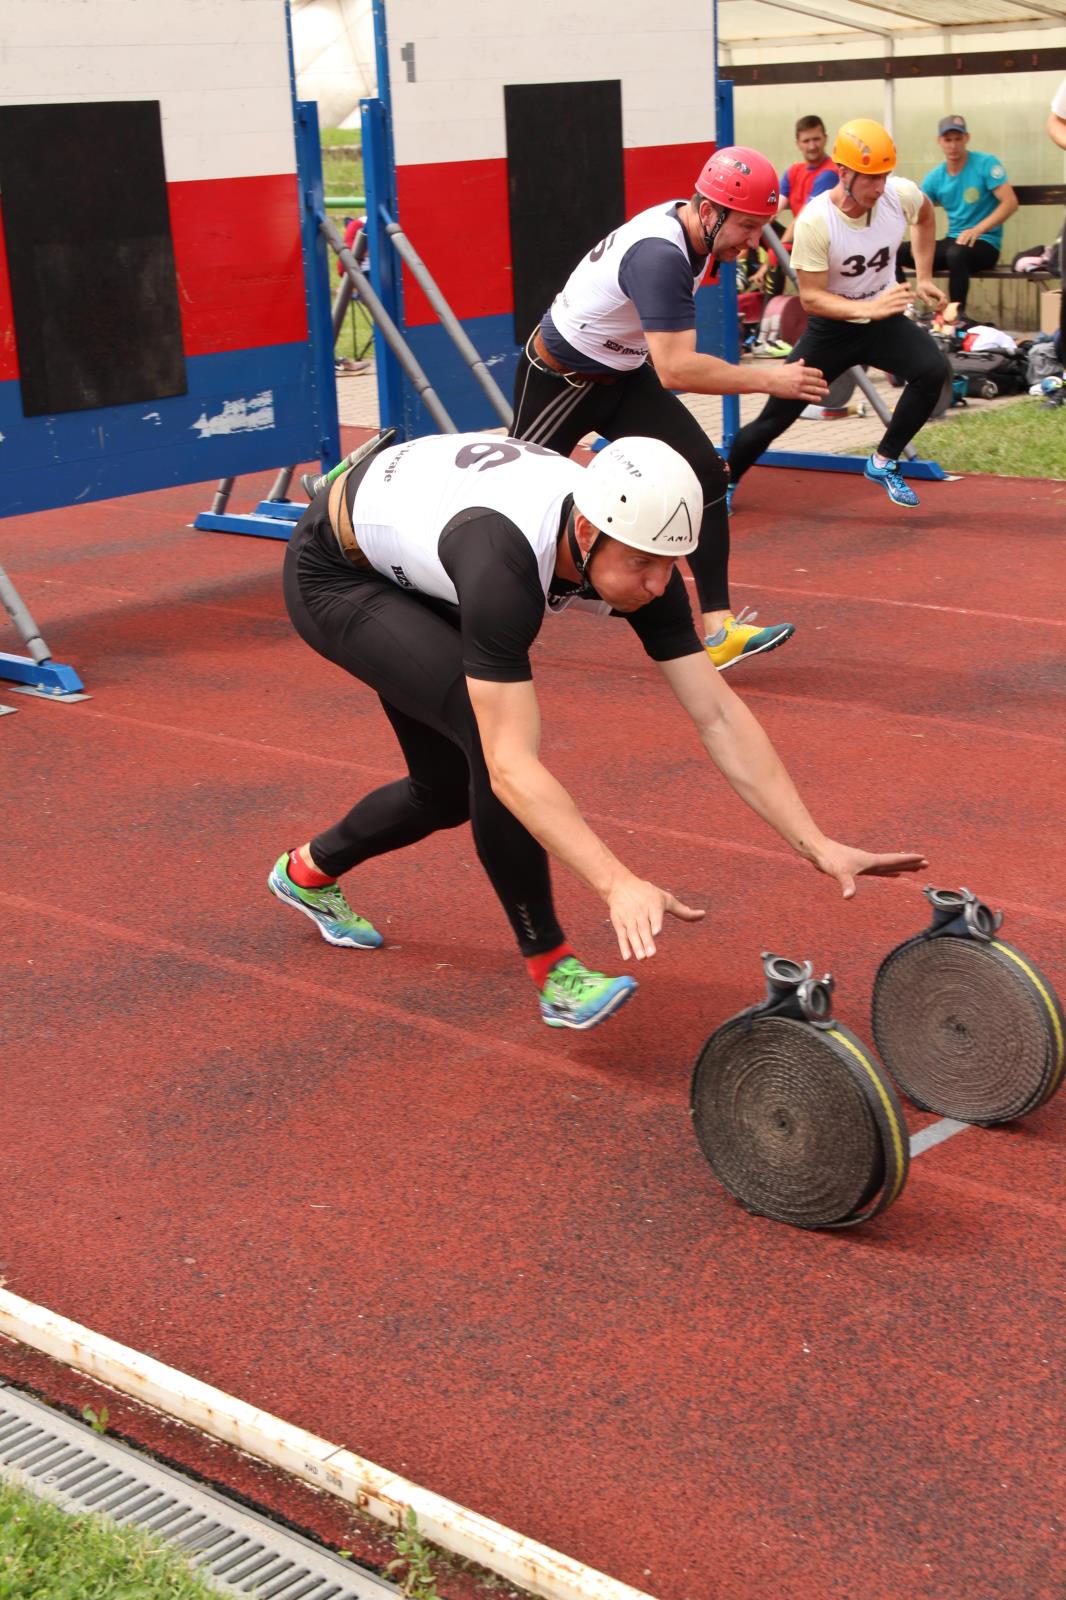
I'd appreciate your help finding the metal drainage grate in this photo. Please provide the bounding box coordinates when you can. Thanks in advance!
[0,1383,398,1599]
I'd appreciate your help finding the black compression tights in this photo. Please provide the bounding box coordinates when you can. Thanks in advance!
[728,312,949,484]
[282,515,565,958]
[511,351,732,613]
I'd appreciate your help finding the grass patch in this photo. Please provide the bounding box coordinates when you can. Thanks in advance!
[848,395,1066,478]
[0,1475,220,1599]
[320,132,373,363]
[910,396,1066,478]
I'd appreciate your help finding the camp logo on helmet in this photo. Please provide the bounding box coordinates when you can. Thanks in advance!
[723,156,752,175]
[651,505,696,545]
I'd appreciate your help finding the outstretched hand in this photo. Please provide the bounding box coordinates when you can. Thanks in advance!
[810,841,929,900]
[607,876,705,961]
[767,359,829,404]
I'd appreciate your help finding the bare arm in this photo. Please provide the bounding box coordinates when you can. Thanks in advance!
[1048,110,1066,152]
[645,327,827,403]
[955,182,1019,248]
[656,652,928,896]
[466,675,703,959]
[797,266,913,323]
[909,196,948,311]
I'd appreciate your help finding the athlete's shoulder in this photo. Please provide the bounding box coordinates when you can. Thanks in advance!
[977,150,1008,185]
[791,195,832,268]
[887,175,924,218]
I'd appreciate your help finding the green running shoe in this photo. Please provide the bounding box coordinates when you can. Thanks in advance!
[539,956,637,1031]
[267,852,383,949]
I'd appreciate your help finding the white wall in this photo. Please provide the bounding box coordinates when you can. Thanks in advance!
[0,0,297,181]
[385,0,716,165]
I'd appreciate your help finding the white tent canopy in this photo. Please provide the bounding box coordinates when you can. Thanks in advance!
[291,0,375,129]
[719,0,1066,51]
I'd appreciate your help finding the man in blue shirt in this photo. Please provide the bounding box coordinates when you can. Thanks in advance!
[897,114,1017,313]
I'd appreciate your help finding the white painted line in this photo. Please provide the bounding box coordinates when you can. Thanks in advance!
[0,1288,657,1600]
[909,1117,969,1157]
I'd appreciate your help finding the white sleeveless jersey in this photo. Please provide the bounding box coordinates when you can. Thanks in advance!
[351,433,597,610]
[549,203,703,370]
[799,178,910,303]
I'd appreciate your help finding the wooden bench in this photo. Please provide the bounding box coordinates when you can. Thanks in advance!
[904,183,1063,327]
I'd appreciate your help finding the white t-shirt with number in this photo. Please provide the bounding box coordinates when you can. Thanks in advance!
[352,433,584,604]
[792,177,924,316]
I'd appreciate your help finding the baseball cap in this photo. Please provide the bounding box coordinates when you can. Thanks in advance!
[938,115,967,135]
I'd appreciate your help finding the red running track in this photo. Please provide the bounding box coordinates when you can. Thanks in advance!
[1,451,1065,1600]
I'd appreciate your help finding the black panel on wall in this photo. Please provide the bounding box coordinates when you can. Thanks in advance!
[504,80,625,344]
[0,101,187,417]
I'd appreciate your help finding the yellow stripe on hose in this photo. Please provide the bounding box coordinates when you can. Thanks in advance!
[828,1029,907,1201]
[992,941,1065,1091]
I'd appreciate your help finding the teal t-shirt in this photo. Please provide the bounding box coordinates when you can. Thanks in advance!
[921,152,1009,247]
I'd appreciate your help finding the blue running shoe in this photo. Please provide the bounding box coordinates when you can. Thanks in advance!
[864,455,920,507]
[725,483,735,517]
[268,852,383,948]
[539,956,637,1031]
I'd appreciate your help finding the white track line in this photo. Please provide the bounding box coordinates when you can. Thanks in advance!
[0,1289,657,1600]
[909,1117,969,1157]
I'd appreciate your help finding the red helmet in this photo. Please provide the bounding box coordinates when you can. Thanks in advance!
[695,146,779,217]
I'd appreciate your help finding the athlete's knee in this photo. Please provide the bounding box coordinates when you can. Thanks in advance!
[674,436,728,498]
[409,777,469,831]
[909,348,951,397]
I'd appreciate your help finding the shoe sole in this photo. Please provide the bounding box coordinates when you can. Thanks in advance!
[267,872,381,949]
[542,980,637,1031]
[714,625,795,673]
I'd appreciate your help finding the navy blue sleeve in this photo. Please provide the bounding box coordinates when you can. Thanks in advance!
[617,238,697,332]
[809,169,837,201]
[438,509,544,683]
[621,567,703,661]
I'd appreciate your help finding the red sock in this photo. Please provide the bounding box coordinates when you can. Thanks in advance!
[286,848,336,888]
[525,941,574,989]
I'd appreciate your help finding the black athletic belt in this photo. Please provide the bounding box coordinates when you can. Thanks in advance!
[327,434,396,568]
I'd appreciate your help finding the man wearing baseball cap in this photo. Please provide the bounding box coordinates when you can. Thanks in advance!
[897,115,1017,313]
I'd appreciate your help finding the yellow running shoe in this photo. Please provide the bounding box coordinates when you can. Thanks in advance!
[704,607,795,672]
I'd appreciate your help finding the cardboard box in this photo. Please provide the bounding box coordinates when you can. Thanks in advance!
[1040,288,1061,335]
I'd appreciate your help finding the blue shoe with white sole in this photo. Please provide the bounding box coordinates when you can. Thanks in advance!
[864,455,920,507]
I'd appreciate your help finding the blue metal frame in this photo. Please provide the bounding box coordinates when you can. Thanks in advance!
[362,95,406,438]
[714,80,741,454]
[194,89,341,538]
[0,654,85,696]
[359,0,406,437]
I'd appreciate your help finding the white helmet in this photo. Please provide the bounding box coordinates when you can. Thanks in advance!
[573,438,702,557]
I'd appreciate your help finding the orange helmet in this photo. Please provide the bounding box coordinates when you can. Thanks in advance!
[831,119,896,175]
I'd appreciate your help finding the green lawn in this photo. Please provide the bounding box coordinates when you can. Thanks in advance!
[910,394,1066,478]
[846,394,1066,479]
[0,1477,220,1599]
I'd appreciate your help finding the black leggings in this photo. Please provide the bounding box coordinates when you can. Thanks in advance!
[511,350,731,613]
[896,236,999,311]
[728,313,949,484]
[282,511,565,958]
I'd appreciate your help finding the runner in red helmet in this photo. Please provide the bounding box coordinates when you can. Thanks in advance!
[512,144,829,673]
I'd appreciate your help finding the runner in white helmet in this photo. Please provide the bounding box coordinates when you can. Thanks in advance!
[272,431,926,1031]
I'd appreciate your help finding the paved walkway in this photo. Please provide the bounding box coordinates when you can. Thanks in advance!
[335,354,1027,456]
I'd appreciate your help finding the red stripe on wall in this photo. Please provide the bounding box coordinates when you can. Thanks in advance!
[168,174,308,355]
[395,142,714,328]
[396,158,511,328]
[0,174,308,380]
[623,142,713,216]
